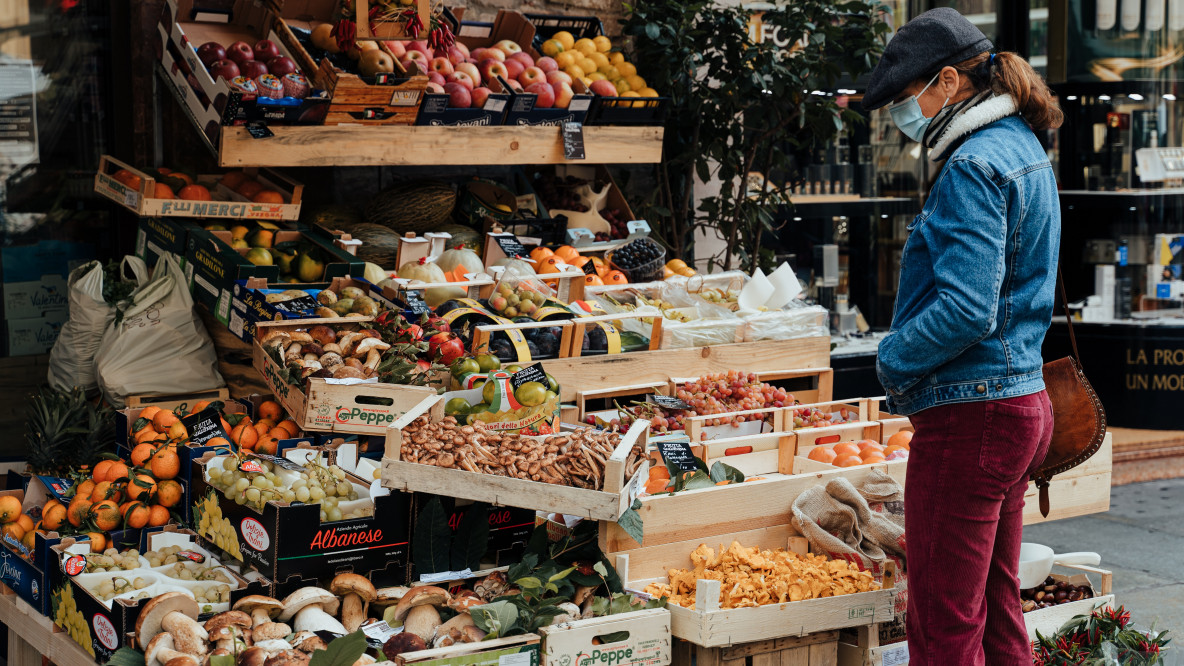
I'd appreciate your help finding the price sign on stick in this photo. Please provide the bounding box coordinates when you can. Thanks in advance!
[656,440,698,473]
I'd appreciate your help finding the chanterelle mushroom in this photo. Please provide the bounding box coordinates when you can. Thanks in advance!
[234,596,284,627]
[331,573,377,633]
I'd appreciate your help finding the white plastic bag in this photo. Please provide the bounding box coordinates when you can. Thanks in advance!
[93,252,224,408]
[47,257,149,392]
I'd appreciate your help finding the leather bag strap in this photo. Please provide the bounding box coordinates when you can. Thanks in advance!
[1057,265,1083,368]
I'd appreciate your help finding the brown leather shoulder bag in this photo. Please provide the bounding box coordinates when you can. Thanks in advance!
[1033,268,1107,517]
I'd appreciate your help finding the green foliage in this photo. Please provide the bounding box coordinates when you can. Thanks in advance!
[309,631,369,666]
[25,386,115,476]
[103,648,146,666]
[1032,605,1171,665]
[622,0,888,271]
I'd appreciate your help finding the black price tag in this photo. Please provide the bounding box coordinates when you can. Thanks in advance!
[493,234,528,259]
[562,121,586,160]
[648,394,691,411]
[315,630,346,645]
[582,258,599,275]
[403,291,432,315]
[246,121,274,139]
[181,408,230,446]
[510,364,548,391]
[271,294,320,314]
[656,440,698,473]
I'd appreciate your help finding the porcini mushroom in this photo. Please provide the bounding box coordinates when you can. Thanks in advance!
[280,587,345,635]
[331,573,377,633]
[372,586,410,612]
[252,622,292,642]
[164,657,199,666]
[236,647,268,666]
[264,650,311,666]
[233,596,284,627]
[431,613,477,648]
[253,639,294,653]
[289,631,326,653]
[205,611,252,652]
[146,633,191,666]
[403,605,441,642]
[136,592,206,651]
[392,586,450,623]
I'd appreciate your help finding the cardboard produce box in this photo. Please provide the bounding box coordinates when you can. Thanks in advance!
[1,241,93,319]
[407,492,535,582]
[227,276,405,343]
[5,311,68,356]
[134,217,201,270]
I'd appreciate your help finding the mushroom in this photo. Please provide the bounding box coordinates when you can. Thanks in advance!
[363,348,382,371]
[403,605,441,642]
[431,613,477,648]
[322,343,342,355]
[252,622,292,642]
[293,604,347,635]
[572,585,596,607]
[137,592,206,651]
[393,586,451,623]
[382,633,426,659]
[319,352,345,373]
[237,647,269,666]
[372,586,410,612]
[289,631,326,653]
[331,573,378,633]
[352,656,376,666]
[234,596,284,627]
[279,587,340,622]
[262,331,291,352]
[284,343,304,363]
[354,338,391,357]
[550,602,582,625]
[264,651,311,666]
[474,571,509,601]
[146,633,192,666]
[309,324,336,345]
[461,625,486,643]
[288,332,314,344]
[447,596,486,613]
[332,366,366,380]
[165,658,199,666]
[205,611,253,652]
[343,357,365,370]
[253,639,294,653]
[337,332,362,356]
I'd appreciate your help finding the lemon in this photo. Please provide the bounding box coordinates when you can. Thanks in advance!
[639,87,659,97]
[553,30,576,50]
[574,38,597,56]
[590,52,610,71]
[609,52,625,66]
[542,39,564,57]
[587,72,606,82]
[615,80,632,94]
[564,64,585,80]
[626,75,647,91]
[602,66,620,80]
[556,52,577,68]
[618,62,637,78]
[593,35,612,52]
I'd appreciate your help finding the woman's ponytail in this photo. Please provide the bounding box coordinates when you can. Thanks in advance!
[955,51,1064,131]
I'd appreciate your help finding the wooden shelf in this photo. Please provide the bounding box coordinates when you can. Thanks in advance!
[216,124,665,168]
[0,585,96,665]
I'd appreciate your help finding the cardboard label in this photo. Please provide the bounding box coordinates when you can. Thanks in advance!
[246,121,274,139]
[92,613,119,650]
[420,568,474,584]
[647,394,690,411]
[656,440,698,473]
[181,407,230,445]
[882,644,910,666]
[500,654,532,666]
[493,234,528,259]
[239,459,265,474]
[63,555,86,577]
[362,620,402,649]
[510,364,548,391]
[241,517,270,551]
[177,550,206,563]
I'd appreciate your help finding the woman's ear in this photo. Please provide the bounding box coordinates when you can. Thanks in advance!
[937,66,962,98]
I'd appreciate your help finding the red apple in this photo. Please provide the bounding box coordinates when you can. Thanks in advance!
[471,86,492,108]
[590,79,618,97]
[506,79,523,92]
[407,40,431,56]
[254,39,281,62]
[507,51,535,69]
[536,56,559,73]
[197,42,225,67]
[525,81,555,108]
[494,39,521,55]
[546,70,573,86]
[383,40,407,59]
[240,60,268,80]
[453,42,470,60]
[455,62,481,85]
[401,58,428,74]
[404,50,428,64]
[426,81,446,94]
[267,56,297,77]
[444,81,471,108]
[479,59,508,84]
[208,59,240,82]
[429,57,454,76]
[428,72,447,86]
[446,46,468,66]
[482,47,506,62]
[551,81,574,109]
[470,47,488,62]
[518,66,545,87]
[226,41,255,66]
[446,70,476,91]
[503,58,525,81]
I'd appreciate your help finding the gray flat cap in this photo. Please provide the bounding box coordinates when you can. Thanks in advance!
[862,7,993,111]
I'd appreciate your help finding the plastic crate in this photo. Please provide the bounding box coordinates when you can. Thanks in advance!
[523,13,605,53]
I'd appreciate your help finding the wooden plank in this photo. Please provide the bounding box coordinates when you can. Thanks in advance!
[218,125,665,167]
[540,608,671,665]
[720,632,838,659]
[545,336,830,402]
[672,639,694,664]
[397,633,541,663]
[1022,471,1112,526]
[126,387,231,410]
[810,640,839,664]
[0,585,97,664]
[1024,594,1114,641]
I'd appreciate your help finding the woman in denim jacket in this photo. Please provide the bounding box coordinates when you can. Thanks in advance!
[862,8,1063,665]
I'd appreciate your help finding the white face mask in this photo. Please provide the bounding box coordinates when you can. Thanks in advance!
[887,71,949,142]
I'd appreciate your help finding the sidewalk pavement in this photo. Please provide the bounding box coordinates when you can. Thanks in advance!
[1023,476,1184,639]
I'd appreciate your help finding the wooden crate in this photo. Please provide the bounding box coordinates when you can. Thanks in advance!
[574,381,670,423]
[94,155,304,220]
[251,318,440,435]
[395,634,543,665]
[837,638,911,666]
[1023,432,1113,525]
[615,531,895,647]
[126,387,231,412]
[540,608,672,666]
[1024,565,1114,641]
[470,319,577,365]
[676,632,840,666]
[382,398,651,521]
[566,312,664,358]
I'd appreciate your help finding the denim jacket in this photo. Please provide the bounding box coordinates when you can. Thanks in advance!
[877,95,1060,415]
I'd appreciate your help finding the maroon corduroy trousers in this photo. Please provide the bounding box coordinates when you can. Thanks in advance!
[904,391,1054,665]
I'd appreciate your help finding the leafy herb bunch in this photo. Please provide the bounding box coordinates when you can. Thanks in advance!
[1033,605,1172,665]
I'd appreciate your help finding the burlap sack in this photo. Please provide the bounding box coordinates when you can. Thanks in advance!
[791,470,906,576]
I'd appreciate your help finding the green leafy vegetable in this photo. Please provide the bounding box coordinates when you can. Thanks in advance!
[470,600,521,639]
[709,461,745,484]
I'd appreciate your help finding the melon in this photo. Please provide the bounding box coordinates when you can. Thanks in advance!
[301,203,363,233]
[366,181,456,233]
[435,224,483,252]
[436,247,484,276]
[348,223,403,269]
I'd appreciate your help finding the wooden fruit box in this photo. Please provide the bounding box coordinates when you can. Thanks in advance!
[615,529,895,647]
[1023,565,1114,641]
[540,608,672,666]
[382,397,651,521]
[395,634,543,665]
[574,381,670,424]
[837,638,911,666]
[470,319,577,364]
[94,155,304,221]
[791,420,895,476]
[125,387,231,411]
[544,335,831,403]
[679,391,855,443]
[251,318,440,435]
[677,632,840,666]
[1023,431,1113,526]
[566,312,664,358]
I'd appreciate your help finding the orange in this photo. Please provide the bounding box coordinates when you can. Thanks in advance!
[189,400,212,415]
[155,480,183,509]
[92,500,122,531]
[267,427,290,441]
[252,190,284,204]
[86,532,107,553]
[258,400,283,423]
[807,446,837,464]
[1,523,25,543]
[126,474,157,502]
[553,245,580,262]
[150,449,181,480]
[861,452,887,464]
[886,431,913,450]
[255,435,279,456]
[588,257,608,277]
[584,274,604,286]
[134,427,159,445]
[131,443,156,468]
[276,420,300,438]
[21,530,35,552]
[644,478,669,494]
[220,171,250,190]
[834,454,864,468]
[148,505,171,527]
[91,460,115,483]
[832,442,861,457]
[152,410,180,433]
[883,444,908,457]
[153,182,175,199]
[604,270,627,285]
[137,406,162,425]
[221,417,232,433]
[41,503,66,531]
[569,255,591,270]
[106,461,130,483]
[206,436,231,450]
[178,184,212,201]
[90,481,122,504]
[529,246,554,263]
[168,421,189,441]
[235,180,264,200]
[160,169,195,186]
[857,440,884,455]
[73,479,96,501]
[253,422,272,438]
[537,257,563,275]
[232,423,258,450]
[112,169,142,190]
[15,514,34,534]
[123,503,150,529]
[67,499,92,528]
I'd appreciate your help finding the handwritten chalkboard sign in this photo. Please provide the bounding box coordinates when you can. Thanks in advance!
[402,290,432,315]
[493,234,528,259]
[246,121,274,139]
[562,121,586,160]
[181,408,230,445]
[270,294,320,314]
[648,394,691,411]
[510,364,548,391]
[656,440,698,473]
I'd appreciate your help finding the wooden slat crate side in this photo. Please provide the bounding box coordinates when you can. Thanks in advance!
[540,608,672,666]
[1022,471,1112,525]
[126,387,231,410]
[837,640,911,666]
[396,633,541,664]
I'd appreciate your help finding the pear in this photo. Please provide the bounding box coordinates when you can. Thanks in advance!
[245,248,274,267]
[231,238,250,250]
[230,225,250,240]
[246,228,274,248]
[276,251,297,274]
[295,253,325,282]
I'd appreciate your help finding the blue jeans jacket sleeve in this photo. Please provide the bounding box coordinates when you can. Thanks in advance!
[877,158,1008,395]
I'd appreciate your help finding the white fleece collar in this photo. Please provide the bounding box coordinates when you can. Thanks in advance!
[930,94,1019,161]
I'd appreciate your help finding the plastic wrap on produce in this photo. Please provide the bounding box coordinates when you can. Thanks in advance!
[741,301,829,342]
[590,282,744,349]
